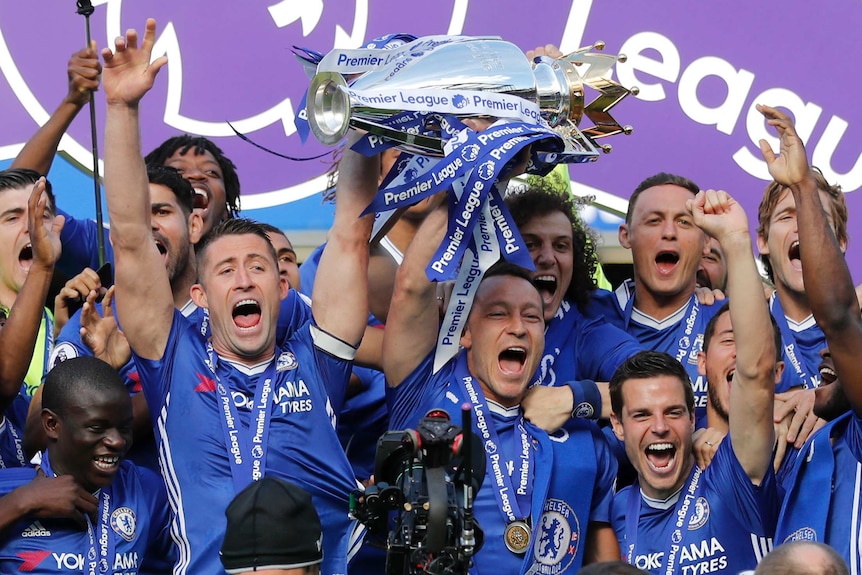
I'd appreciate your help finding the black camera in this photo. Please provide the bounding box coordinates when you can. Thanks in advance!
[350,408,485,575]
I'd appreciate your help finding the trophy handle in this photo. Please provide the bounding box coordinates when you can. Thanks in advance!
[307,72,352,145]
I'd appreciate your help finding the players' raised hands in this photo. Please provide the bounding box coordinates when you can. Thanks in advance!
[686,189,749,245]
[64,42,101,108]
[80,287,131,371]
[101,18,167,106]
[526,44,564,61]
[757,104,813,190]
[27,177,63,272]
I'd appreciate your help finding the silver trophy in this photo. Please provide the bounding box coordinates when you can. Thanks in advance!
[306,36,635,162]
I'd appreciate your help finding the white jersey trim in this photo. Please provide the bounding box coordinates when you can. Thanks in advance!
[221,356,275,376]
[310,324,357,361]
[486,399,520,418]
[851,462,861,575]
[157,393,192,575]
[641,486,683,510]
[768,292,817,332]
[785,314,817,332]
[630,302,688,331]
[178,300,198,318]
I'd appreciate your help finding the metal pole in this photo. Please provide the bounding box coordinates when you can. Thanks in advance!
[75,0,106,267]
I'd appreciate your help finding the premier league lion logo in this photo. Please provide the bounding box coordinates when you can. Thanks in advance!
[460,143,480,162]
[451,94,469,109]
[477,160,496,181]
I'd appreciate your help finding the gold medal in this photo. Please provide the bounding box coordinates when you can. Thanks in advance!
[504,520,531,554]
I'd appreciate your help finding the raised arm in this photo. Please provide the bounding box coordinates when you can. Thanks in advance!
[0,180,63,407]
[11,45,100,175]
[311,132,378,346]
[688,189,775,484]
[758,104,862,413]
[383,202,447,387]
[101,19,171,360]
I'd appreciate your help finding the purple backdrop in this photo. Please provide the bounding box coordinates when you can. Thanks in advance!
[1,0,859,277]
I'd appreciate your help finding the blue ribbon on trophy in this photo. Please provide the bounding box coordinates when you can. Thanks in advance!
[298,34,636,370]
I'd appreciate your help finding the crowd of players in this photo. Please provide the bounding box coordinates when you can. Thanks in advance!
[0,18,857,575]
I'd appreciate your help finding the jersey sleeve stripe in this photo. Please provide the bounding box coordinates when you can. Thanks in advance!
[310,324,357,360]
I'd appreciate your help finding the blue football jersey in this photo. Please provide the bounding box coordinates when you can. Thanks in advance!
[389,352,617,575]
[612,438,779,574]
[133,310,359,575]
[769,294,827,392]
[0,409,28,470]
[777,414,862,572]
[55,209,113,280]
[534,296,644,387]
[0,458,173,575]
[600,283,723,429]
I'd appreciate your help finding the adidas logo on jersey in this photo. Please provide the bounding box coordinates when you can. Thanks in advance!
[22,521,51,537]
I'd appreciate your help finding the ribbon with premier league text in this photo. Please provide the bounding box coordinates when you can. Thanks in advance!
[0,421,26,469]
[316,35,488,77]
[425,123,554,282]
[625,465,705,575]
[358,116,558,371]
[40,451,115,575]
[298,39,571,372]
[457,356,534,529]
[207,344,277,493]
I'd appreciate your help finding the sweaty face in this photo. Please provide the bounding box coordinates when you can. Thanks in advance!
[45,387,133,493]
[0,186,55,306]
[611,375,695,500]
[757,189,843,298]
[698,311,734,423]
[149,184,193,285]
[163,149,227,235]
[193,234,287,365]
[620,185,704,307]
[266,231,300,291]
[460,276,545,407]
[520,211,574,322]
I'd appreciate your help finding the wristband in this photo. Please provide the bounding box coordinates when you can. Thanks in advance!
[567,379,601,420]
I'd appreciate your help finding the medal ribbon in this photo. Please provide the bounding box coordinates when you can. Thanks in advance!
[624,465,704,574]
[207,344,277,492]
[40,451,114,575]
[433,199,500,371]
[770,293,817,389]
[618,284,708,422]
[456,355,533,525]
[0,419,26,468]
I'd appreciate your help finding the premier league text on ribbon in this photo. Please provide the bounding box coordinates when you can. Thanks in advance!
[305,34,634,372]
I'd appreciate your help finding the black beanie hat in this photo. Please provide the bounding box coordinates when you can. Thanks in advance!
[220,477,323,573]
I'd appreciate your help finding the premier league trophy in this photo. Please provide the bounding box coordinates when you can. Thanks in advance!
[299,32,634,371]
[305,36,635,163]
